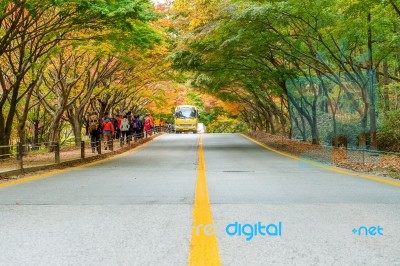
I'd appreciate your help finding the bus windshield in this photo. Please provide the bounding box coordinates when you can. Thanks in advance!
[175,108,197,119]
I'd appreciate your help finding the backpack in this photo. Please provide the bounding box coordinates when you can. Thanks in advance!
[136,118,142,129]
[120,119,130,131]
[88,114,99,133]
[103,121,113,131]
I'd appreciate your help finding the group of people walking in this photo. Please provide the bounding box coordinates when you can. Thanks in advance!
[86,111,159,153]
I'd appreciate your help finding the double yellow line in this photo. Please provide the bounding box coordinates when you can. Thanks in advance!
[189,134,221,265]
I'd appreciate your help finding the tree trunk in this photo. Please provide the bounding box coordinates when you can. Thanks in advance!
[311,98,319,145]
[69,114,83,146]
[32,119,40,150]
[368,12,377,149]
[0,83,21,157]
[48,112,63,152]
[332,118,338,147]
[268,110,276,134]
[0,132,11,159]
[299,115,307,141]
[359,110,369,147]
[383,59,391,112]
[17,122,26,146]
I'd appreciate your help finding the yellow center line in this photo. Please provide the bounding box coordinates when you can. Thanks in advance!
[241,133,400,187]
[189,134,221,266]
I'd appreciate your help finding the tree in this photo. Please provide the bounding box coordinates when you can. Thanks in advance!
[0,0,160,155]
[170,0,400,149]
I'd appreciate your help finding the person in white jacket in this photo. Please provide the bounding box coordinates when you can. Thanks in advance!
[120,115,130,145]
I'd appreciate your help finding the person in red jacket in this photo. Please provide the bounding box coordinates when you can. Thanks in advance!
[102,118,114,150]
[113,114,122,140]
[144,114,152,137]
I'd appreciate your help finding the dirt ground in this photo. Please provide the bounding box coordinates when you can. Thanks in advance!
[245,131,400,179]
[0,134,161,183]
[0,140,125,172]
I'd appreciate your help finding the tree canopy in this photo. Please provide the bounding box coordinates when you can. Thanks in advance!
[2,0,400,155]
[170,0,400,150]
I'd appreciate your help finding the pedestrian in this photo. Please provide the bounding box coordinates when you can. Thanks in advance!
[114,114,122,140]
[126,111,133,141]
[138,115,144,138]
[120,115,130,145]
[103,112,110,121]
[148,113,154,130]
[144,114,152,137]
[84,113,90,136]
[87,112,101,153]
[131,115,139,140]
[102,118,114,150]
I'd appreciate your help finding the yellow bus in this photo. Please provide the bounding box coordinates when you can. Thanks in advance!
[174,105,199,133]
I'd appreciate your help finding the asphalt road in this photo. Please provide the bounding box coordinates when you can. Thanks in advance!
[0,134,399,266]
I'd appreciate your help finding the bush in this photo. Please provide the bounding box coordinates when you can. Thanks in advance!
[377,109,400,152]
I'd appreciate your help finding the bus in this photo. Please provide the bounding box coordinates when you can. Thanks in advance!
[174,105,199,133]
